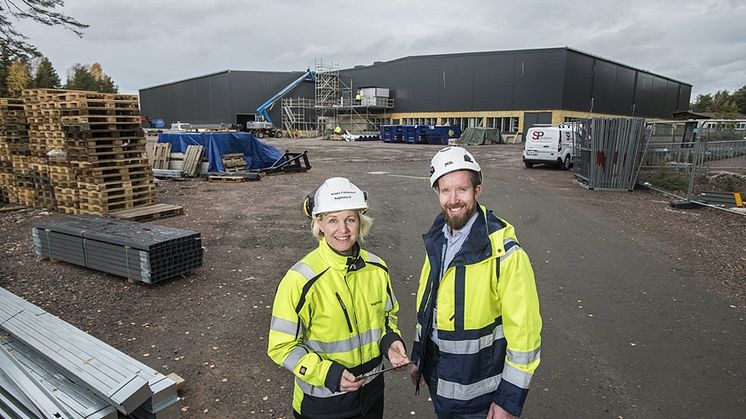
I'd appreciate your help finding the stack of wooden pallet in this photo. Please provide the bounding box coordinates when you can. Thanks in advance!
[5,89,157,215]
[0,99,28,203]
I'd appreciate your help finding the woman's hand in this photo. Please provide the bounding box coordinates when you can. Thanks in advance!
[387,341,410,369]
[339,369,364,392]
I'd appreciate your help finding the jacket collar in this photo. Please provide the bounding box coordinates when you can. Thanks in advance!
[423,204,505,266]
[319,238,365,272]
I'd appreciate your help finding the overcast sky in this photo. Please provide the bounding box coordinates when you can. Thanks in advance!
[15,0,746,99]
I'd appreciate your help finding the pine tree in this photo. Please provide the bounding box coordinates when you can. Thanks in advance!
[0,47,11,96]
[6,56,30,97]
[732,86,746,115]
[65,63,98,91]
[31,56,60,89]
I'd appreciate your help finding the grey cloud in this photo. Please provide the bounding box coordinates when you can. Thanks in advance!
[11,0,745,96]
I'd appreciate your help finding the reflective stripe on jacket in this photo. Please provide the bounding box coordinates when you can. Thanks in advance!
[268,238,403,418]
[411,205,542,417]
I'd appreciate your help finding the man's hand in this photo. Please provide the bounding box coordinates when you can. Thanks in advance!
[409,363,425,386]
[387,341,409,368]
[486,402,514,419]
[339,370,364,392]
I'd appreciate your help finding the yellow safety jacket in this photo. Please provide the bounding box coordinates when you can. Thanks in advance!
[411,205,542,416]
[268,238,403,418]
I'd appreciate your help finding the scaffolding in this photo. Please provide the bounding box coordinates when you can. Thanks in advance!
[282,97,316,138]
[314,60,340,136]
[281,59,394,138]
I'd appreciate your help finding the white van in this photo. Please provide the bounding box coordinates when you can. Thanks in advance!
[523,124,577,169]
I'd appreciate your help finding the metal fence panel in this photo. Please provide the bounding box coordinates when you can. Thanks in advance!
[636,121,746,205]
[573,117,647,190]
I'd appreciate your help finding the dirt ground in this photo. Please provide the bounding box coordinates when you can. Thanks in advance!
[0,139,743,418]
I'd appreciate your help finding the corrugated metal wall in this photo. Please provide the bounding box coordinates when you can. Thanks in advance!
[341,48,690,119]
[139,71,314,126]
[139,48,691,124]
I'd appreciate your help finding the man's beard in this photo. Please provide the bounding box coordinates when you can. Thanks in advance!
[443,203,477,231]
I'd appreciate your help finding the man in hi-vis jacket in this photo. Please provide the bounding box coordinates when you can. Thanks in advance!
[410,146,542,419]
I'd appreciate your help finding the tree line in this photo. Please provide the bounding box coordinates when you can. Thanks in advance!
[0,49,118,97]
[689,87,746,118]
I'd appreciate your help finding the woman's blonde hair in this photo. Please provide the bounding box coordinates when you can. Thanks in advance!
[311,210,373,242]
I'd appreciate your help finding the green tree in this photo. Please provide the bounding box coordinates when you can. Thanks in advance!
[0,0,87,59]
[731,85,746,115]
[690,93,713,112]
[31,56,60,89]
[6,56,30,97]
[88,63,117,93]
[0,46,11,96]
[64,63,118,93]
[65,63,98,91]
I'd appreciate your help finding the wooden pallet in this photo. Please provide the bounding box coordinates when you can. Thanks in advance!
[109,203,185,222]
[182,145,204,177]
[221,153,247,172]
[152,143,171,169]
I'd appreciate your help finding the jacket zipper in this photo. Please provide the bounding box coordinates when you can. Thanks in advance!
[335,292,354,333]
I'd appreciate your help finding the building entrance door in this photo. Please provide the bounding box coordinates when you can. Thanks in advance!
[523,112,553,139]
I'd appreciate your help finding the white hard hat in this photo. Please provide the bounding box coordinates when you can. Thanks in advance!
[429,146,481,188]
[304,177,368,217]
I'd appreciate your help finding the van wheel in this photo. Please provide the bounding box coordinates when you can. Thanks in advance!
[563,155,571,170]
[256,131,264,138]
[524,161,534,168]
[275,130,283,138]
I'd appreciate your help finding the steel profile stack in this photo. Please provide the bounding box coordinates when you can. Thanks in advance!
[0,287,180,418]
[0,332,118,419]
[32,215,202,284]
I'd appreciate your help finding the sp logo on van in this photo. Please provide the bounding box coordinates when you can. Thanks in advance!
[531,131,545,140]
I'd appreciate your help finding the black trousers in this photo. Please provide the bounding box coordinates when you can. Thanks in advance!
[292,395,384,419]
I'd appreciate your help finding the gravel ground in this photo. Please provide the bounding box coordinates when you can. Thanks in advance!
[0,139,743,417]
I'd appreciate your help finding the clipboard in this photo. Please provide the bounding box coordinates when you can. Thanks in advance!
[355,362,412,380]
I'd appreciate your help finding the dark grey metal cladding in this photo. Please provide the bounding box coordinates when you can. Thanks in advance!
[140,70,315,126]
[341,48,690,119]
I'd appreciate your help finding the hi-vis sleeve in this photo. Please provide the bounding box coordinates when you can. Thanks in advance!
[380,268,404,356]
[494,239,542,416]
[267,271,338,392]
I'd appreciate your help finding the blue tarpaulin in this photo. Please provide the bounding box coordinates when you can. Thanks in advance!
[157,132,284,172]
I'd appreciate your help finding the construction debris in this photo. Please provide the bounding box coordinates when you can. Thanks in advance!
[252,150,311,175]
[207,172,261,182]
[152,169,186,179]
[0,287,181,418]
[109,203,185,222]
[32,215,203,284]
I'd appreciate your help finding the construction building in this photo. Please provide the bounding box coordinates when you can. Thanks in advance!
[139,47,692,138]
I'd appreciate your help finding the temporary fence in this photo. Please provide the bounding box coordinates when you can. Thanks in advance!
[636,121,746,207]
[572,118,648,190]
